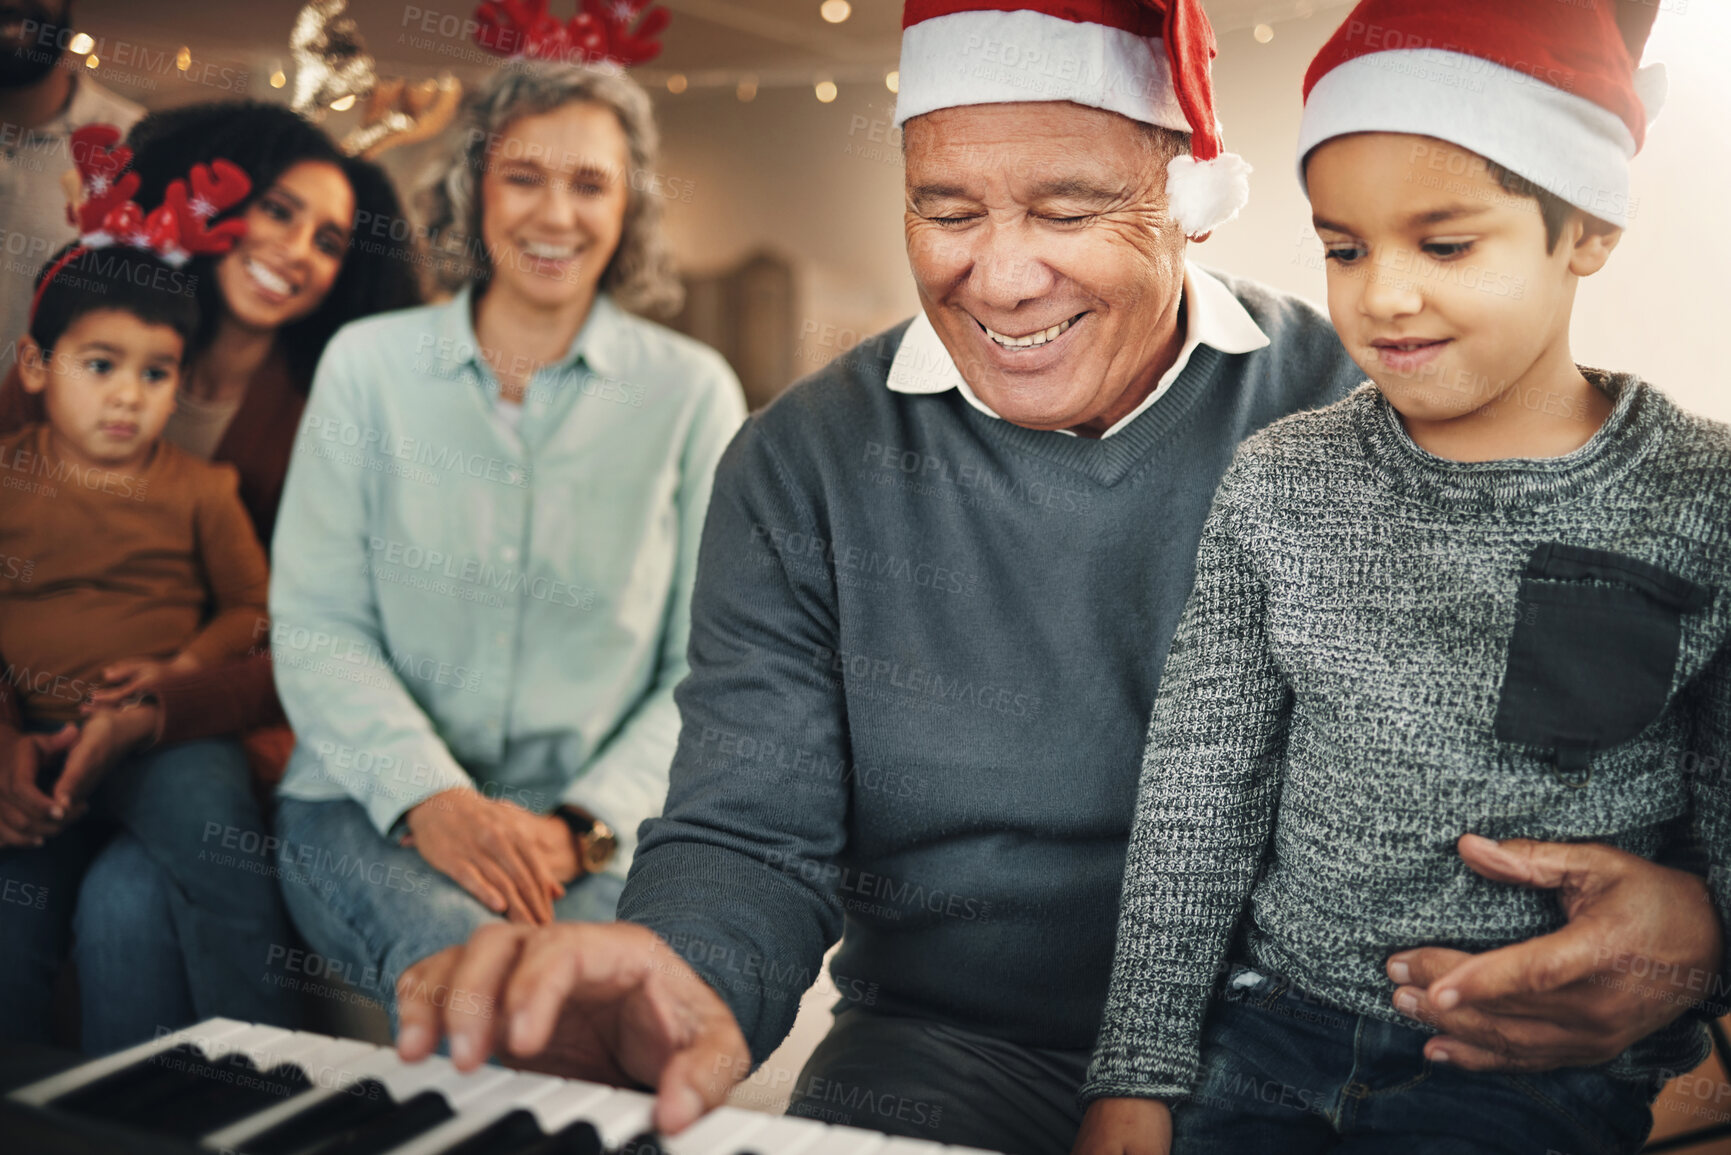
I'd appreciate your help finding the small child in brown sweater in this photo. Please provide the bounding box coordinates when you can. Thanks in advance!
[0,240,290,1051]
[0,243,268,798]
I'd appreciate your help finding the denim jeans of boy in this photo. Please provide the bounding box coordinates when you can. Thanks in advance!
[1172,964,1659,1155]
[0,736,296,1050]
[273,797,625,1025]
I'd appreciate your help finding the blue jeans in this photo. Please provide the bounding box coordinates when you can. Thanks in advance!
[1172,965,1659,1155]
[0,737,296,1050]
[273,797,625,1023]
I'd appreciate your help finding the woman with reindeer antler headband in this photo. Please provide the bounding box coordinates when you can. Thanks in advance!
[267,9,745,1025]
[0,100,422,1053]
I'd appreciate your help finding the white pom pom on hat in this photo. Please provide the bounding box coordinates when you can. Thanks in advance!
[894,0,1251,239]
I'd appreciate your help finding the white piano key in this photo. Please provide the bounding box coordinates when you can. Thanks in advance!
[251,1029,362,1071]
[289,1037,391,1092]
[377,1072,565,1155]
[7,1017,255,1107]
[801,1127,890,1155]
[717,1112,831,1155]
[375,1053,461,1101]
[434,1064,516,1108]
[659,1105,774,1155]
[523,1075,615,1132]
[580,1086,658,1149]
[394,1057,509,1111]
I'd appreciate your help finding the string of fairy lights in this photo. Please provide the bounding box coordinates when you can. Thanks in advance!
[65,1,1297,111]
[65,1,896,109]
[640,0,898,105]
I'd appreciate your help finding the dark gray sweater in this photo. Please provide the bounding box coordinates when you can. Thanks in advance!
[617,274,1361,1060]
[1083,372,1731,1101]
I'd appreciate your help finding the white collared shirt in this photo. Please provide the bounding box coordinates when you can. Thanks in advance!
[886,264,1271,438]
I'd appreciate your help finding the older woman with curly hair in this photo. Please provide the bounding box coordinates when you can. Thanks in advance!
[268,61,745,1017]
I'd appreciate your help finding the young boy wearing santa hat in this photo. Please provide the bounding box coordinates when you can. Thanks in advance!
[1075,2,1731,1152]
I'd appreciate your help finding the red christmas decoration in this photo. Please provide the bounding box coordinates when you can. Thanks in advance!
[32,124,253,324]
[473,0,669,67]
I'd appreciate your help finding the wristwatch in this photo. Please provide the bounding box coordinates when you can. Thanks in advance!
[555,805,618,875]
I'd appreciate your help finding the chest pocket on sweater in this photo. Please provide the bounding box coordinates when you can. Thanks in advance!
[1494,542,1709,781]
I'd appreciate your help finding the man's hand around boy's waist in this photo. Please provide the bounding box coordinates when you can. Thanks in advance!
[1386,834,1723,1071]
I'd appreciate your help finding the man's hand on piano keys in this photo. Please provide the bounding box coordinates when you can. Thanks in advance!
[394,919,752,1136]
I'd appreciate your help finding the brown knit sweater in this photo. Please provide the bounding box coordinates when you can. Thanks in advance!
[0,354,305,774]
[0,424,269,724]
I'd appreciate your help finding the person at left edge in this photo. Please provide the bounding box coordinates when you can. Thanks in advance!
[0,0,142,348]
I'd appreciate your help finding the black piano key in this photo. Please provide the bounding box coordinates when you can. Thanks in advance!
[240,1079,401,1155]
[66,1046,304,1138]
[245,1088,455,1155]
[436,1109,594,1155]
[313,1089,457,1155]
[437,1109,548,1155]
[434,1108,540,1154]
[2,1094,213,1155]
[51,1043,218,1125]
[129,1055,312,1138]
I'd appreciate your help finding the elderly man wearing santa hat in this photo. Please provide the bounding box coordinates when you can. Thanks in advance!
[393,3,1723,1151]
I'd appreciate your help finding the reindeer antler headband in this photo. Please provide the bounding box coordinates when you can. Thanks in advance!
[30,124,252,325]
[473,0,670,66]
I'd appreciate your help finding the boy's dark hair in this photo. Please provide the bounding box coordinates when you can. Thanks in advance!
[1302,141,1585,255]
[1481,160,1576,254]
[123,101,424,386]
[28,244,200,361]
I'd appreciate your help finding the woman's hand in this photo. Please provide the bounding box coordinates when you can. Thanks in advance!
[1072,1097,1173,1155]
[52,704,161,817]
[85,652,201,708]
[0,723,79,847]
[406,789,566,925]
[533,812,582,885]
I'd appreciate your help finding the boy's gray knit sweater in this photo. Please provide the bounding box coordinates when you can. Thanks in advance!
[1085,372,1731,1101]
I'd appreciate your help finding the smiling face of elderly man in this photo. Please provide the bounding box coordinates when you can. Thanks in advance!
[903,100,1193,437]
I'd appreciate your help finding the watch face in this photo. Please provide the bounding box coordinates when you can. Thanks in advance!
[583,830,618,872]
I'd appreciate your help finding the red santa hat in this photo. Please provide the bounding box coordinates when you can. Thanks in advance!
[1297,0,1666,228]
[894,0,1252,239]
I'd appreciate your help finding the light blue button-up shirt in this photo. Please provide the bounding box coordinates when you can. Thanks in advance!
[270,287,746,874]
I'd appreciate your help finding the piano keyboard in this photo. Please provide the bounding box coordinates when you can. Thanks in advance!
[3,1018,1005,1155]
